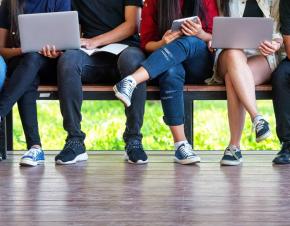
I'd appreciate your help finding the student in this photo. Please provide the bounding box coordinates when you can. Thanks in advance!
[272,0,290,164]
[55,0,147,165]
[211,0,282,166]
[0,0,71,166]
[0,55,5,90]
[114,0,219,165]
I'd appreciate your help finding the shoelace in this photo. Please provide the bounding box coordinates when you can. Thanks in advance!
[252,119,265,133]
[25,148,42,158]
[121,79,135,97]
[64,140,82,151]
[126,141,143,152]
[224,147,239,160]
[179,143,196,158]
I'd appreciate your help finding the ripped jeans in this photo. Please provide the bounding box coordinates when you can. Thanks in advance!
[141,36,214,126]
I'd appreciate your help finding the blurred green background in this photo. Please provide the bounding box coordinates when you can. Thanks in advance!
[12,100,280,151]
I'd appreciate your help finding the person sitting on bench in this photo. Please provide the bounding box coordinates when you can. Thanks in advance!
[114,0,219,165]
[272,0,290,164]
[55,0,148,165]
[211,0,282,166]
[0,0,71,166]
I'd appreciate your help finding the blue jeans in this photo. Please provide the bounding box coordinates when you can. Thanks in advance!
[0,56,6,91]
[141,36,214,126]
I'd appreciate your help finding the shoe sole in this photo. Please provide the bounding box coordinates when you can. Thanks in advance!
[20,159,44,167]
[256,131,271,143]
[55,153,88,165]
[220,159,243,166]
[124,153,148,165]
[174,156,201,165]
[113,86,131,107]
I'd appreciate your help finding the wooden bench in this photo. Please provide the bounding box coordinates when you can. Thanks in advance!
[0,84,273,159]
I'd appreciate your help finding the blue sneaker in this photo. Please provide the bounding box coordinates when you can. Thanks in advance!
[113,76,136,107]
[220,146,243,166]
[174,143,200,165]
[20,147,45,166]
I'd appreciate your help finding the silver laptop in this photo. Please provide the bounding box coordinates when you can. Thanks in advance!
[212,17,274,49]
[18,11,80,53]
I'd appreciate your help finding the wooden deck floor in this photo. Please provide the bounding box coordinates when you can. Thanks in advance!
[1,151,290,226]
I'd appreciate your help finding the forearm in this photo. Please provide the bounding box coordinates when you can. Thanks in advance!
[0,48,22,60]
[91,22,137,47]
[284,36,290,59]
[145,40,165,52]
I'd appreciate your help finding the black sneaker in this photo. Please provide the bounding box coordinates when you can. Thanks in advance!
[113,77,136,107]
[124,140,148,164]
[55,139,88,165]
[220,146,243,166]
[253,118,271,142]
[273,142,290,165]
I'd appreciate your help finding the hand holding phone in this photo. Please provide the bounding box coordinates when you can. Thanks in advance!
[171,16,199,32]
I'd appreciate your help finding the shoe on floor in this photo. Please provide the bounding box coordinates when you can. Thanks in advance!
[113,76,136,107]
[273,142,290,165]
[20,147,45,166]
[253,116,271,143]
[55,139,88,165]
[174,142,200,165]
[124,140,148,164]
[220,145,243,166]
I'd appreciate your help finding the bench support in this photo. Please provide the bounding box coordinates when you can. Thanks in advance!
[0,117,7,159]
[184,94,194,147]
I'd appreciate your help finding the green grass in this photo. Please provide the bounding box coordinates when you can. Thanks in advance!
[12,100,280,151]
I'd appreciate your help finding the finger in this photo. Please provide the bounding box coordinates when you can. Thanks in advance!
[46,45,52,57]
[259,44,274,54]
[262,41,276,51]
[181,24,193,35]
[42,46,48,57]
[52,45,57,56]
[181,29,192,36]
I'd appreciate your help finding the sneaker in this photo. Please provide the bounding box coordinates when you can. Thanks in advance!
[174,143,200,165]
[272,142,290,165]
[55,139,88,165]
[253,117,271,142]
[220,146,243,166]
[20,147,45,166]
[113,77,136,107]
[124,140,148,164]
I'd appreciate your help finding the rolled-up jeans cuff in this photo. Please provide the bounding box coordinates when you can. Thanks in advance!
[163,116,184,126]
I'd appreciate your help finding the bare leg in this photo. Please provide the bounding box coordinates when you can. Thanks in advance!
[218,50,272,146]
[169,125,187,143]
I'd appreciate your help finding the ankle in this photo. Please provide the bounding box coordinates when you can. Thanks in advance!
[252,114,263,124]
[174,140,188,150]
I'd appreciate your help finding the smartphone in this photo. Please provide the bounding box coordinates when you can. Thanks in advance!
[171,16,198,32]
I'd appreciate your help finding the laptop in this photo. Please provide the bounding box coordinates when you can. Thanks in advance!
[212,17,274,49]
[18,11,81,53]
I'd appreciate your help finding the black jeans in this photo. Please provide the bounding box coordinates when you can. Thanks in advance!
[0,53,57,149]
[272,58,290,143]
[57,47,146,143]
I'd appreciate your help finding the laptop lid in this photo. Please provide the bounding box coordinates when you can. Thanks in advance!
[18,11,81,53]
[212,17,274,49]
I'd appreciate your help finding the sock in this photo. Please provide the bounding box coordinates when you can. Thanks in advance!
[126,75,137,88]
[174,140,188,150]
[228,144,239,151]
[253,115,263,124]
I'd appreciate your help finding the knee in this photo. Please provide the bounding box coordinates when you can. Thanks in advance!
[58,50,82,79]
[118,47,145,75]
[272,60,290,88]
[21,52,44,66]
[221,49,245,61]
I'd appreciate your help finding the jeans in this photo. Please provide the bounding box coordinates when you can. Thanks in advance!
[0,56,6,91]
[141,36,214,126]
[57,47,146,143]
[272,58,290,143]
[0,53,57,149]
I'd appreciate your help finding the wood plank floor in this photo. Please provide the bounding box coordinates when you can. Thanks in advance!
[1,151,290,226]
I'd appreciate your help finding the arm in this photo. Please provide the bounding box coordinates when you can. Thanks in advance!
[81,6,140,49]
[284,36,290,59]
[0,28,22,59]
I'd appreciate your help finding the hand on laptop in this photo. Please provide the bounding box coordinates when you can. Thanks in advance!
[39,45,62,58]
[259,40,281,56]
[181,17,203,37]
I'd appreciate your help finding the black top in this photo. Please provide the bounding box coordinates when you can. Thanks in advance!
[72,0,143,46]
[243,0,264,17]
[280,0,290,35]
